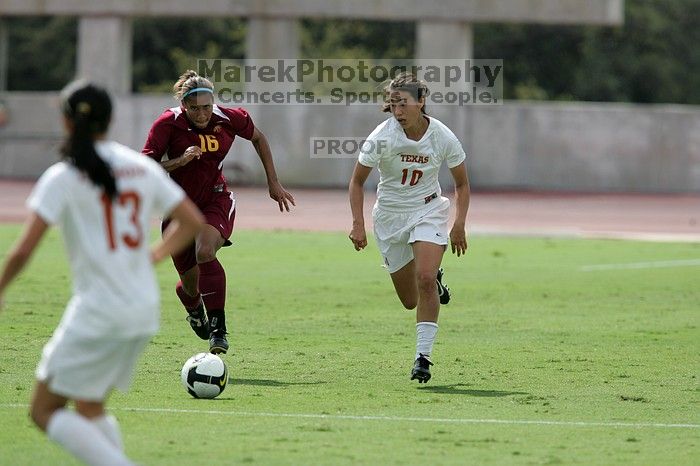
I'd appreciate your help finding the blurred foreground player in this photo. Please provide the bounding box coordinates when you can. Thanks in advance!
[0,80,203,465]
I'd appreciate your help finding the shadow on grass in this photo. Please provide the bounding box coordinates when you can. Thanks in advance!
[229,378,327,387]
[418,384,527,396]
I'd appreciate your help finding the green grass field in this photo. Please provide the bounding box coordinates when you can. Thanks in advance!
[0,226,698,465]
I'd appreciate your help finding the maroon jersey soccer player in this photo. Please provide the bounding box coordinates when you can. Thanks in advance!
[143,70,295,354]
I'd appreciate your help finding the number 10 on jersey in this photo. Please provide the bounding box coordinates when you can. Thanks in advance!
[401,169,423,186]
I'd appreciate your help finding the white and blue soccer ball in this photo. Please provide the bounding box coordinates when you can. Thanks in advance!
[181,352,228,399]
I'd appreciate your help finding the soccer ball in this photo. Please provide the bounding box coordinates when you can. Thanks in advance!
[181,352,228,399]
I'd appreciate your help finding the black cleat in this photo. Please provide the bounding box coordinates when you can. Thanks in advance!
[436,268,451,305]
[411,353,434,383]
[209,329,229,354]
[186,305,209,340]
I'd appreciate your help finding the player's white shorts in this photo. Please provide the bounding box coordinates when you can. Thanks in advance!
[372,196,450,273]
[36,323,152,401]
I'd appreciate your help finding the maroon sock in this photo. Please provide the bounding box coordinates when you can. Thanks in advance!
[176,280,201,311]
[198,259,226,310]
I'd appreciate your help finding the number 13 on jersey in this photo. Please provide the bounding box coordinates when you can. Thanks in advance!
[101,192,142,251]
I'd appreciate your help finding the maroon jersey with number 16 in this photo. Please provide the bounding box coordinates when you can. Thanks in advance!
[142,105,255,206]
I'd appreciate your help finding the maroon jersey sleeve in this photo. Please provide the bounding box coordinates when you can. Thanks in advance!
[220,107,255,140]
[142,109,175,161]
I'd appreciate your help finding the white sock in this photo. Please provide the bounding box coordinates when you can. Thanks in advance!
[416,321,439,360]
[46,409,135,466]
[91,414,124,450]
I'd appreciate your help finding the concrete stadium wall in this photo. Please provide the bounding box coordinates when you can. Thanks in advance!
[1,93,698,193]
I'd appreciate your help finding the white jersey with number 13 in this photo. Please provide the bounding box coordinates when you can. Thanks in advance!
[27,140,185,337]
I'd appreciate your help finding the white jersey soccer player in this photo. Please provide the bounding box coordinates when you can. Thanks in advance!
[349,72,471,384]
[28,141,185,341]
[358,116,466,272]
[0,79,203,466]
[28,139,189,414]
[359,116,466,213]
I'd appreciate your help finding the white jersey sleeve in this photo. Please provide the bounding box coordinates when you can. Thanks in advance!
[358,119,392,168]
[27,163,71,225]
[442,128,467,169]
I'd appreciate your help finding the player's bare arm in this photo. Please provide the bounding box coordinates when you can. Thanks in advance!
[0,213,49,310]
[250,127,296,212]
[159,145,201,173]
[151,197,204,264]
[348,162,373,251]
[449,163,470,257]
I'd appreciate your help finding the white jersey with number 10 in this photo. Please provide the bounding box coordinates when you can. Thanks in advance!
[358,116,466,212]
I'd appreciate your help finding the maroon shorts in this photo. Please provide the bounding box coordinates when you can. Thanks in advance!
[162,191,236,275]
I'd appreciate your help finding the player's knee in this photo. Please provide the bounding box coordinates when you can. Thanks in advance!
[416,271,437,294]
[195,245,217,263]
[29,403,51,432]
[28,405,39,427]
[75,400,104,419]
[399,295,418,310]
[401,299,418,310]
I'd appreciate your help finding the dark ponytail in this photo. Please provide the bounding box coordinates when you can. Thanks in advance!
[60,80,117,198]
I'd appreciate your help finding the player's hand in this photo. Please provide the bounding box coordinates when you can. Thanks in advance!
[268,181,296,212]
[449,225,468,257]
[349,225,367,251]
[180,146,202,167]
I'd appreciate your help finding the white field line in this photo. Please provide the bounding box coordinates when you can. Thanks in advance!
[580,258,700,272]
[1,404,697,429]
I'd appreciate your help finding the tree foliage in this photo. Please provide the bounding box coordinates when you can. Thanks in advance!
[474,0,700,103]
[131,17,246,93]
[3,0,698,103]
[301,19,413,59]
[5,16,77,91]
